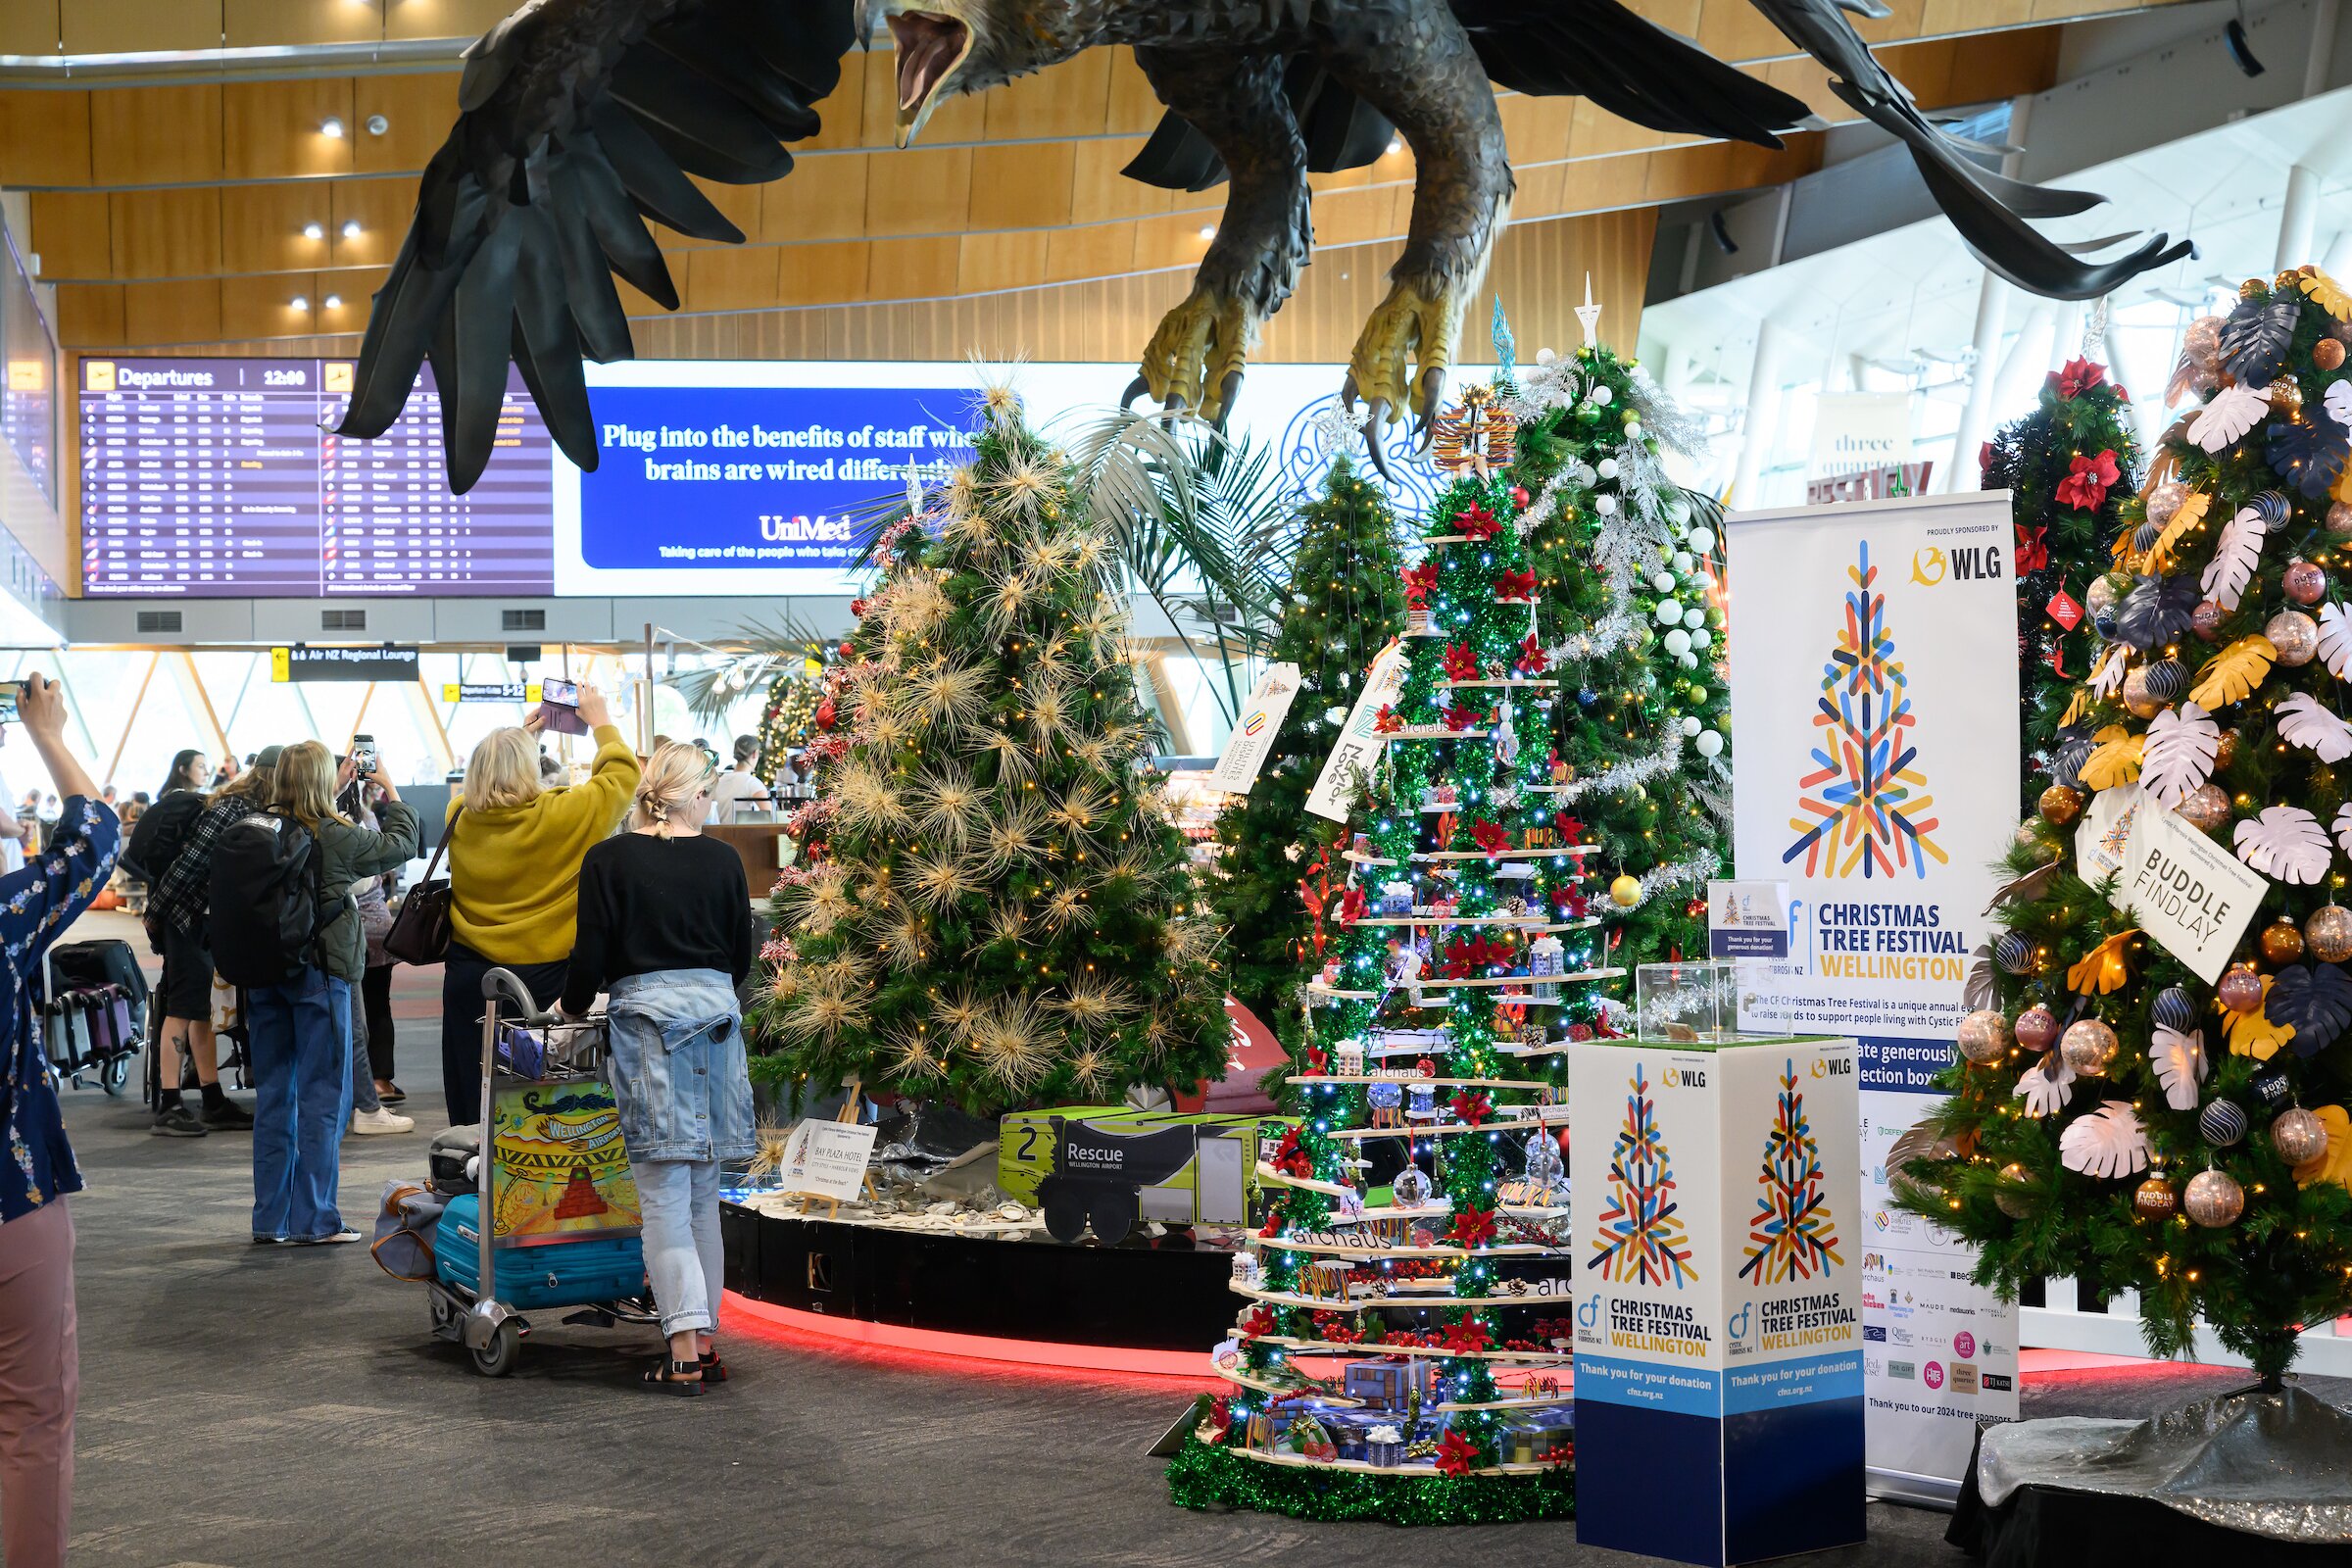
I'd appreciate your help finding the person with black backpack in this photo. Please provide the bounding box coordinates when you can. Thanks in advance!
[214,742,416,1246]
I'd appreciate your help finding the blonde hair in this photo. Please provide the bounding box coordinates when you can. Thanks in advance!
[270,741,349,830]
[209,764,272,808]
[630,742,712,838]
[462,727,544,813]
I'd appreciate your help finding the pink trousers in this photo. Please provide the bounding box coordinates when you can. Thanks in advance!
[0,1200,74,1568]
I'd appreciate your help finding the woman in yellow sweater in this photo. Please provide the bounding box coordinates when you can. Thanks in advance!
[439,684,640,1124]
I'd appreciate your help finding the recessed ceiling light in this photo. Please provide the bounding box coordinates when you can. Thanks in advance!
[366,114,389,136]
[341,220,362,239]
[302,221,324,240]
[322,294,342,311]
[290,295,310,311]
[319,117,345,138]
[1387,139,1403,156]
[1199,224,1216,240]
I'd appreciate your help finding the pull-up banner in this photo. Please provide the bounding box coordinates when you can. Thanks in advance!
[1724,491,2022,1504]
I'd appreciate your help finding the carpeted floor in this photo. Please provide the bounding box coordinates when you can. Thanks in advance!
[43,922,2352,1566]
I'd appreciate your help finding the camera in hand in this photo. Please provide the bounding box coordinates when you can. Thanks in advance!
[537,677,588,736]
[0,681,19,725]
[352,733,377,777]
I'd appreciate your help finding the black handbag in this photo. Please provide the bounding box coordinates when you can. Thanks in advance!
[383,818,455,966]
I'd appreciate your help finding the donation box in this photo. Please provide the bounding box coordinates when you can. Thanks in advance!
[1570,1035,1865,1565]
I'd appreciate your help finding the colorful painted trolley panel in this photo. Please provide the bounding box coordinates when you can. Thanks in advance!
[490,1081,642,1245]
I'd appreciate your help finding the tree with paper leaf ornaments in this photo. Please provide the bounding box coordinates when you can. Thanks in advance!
[1892,269,2352,1389]
[1983,353,2143,808]
[753,391,1229,1113]
[1500,322,1730,988]
[1210,457,1408,1042]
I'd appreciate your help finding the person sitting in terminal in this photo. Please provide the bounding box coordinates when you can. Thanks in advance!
[439,683,639,1125]
[709,734,768,822]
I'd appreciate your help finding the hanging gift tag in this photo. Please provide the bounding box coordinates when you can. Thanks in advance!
[2046,588,2085,630]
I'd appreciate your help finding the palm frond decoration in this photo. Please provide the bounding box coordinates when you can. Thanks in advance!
[663,613,828,726]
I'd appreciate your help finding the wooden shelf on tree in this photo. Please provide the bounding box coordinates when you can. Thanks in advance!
[1303,982,1381,1001]
[1380,727,1492,742]
[1247,1333,1577,1365]
[1255,1233,1555,1259]
[1229,1446,1571,1479]
[1437,678,1558,690]
[1214,1366,1367,1405]
[1318,1117,1544,1142]
[1346,915,1595,933]
[1231,1283,1583,1316]
[1411,847,1596,862]
[1284,1074,1546,1090]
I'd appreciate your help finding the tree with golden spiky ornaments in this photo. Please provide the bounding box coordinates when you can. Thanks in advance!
[1894,269,2352,1391]
[1169,454,1591,1525]
[749,392,1228,1114]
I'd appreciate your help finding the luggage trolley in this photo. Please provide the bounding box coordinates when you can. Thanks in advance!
[426,969,658,1376]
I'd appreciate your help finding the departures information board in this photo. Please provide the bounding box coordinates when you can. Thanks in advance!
[77,357,555,598]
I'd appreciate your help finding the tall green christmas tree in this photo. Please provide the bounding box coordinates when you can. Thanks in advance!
[1983,348,2142,806]
[1895,269,2352,1386]
[1505,327,1730,986]
[1210,456,1407,1038]
[753,392,1229,1113]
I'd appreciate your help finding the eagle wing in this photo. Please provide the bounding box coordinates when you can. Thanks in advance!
[334,0,858,492]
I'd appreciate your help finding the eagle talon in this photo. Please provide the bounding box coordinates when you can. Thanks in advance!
[1361,402,1395,482]
[1138,286,1259,422]
[1120,374,1152,412]
[1208,370,1244,432]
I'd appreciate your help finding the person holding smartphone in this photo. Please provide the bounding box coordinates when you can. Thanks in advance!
[0,673,121,1567]
[439,683,639,1124]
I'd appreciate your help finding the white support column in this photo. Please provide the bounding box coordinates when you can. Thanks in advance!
[2050,300,2085,371]
[2277,165,2323,272]
[1941,271,2009,495]
[1731,319,1788,509]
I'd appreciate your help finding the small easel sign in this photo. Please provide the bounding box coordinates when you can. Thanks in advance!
[779,1085,882,1218]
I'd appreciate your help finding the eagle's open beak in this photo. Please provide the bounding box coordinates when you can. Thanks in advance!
[889,10,972,148]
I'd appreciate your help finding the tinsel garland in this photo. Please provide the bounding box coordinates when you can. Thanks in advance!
[1546,724,1684,804]
[1166,1432,1575,1525]
[1612,848,1720,915]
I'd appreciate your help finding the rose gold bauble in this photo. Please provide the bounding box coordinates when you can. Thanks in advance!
[2320,337,2349,373]
[2146,479,2188,526]
[2184,316,2224,383]
[2272,1106,2329,1166]
[2183,1168,2245,1228]
[2038,784,2084,827]
[2122,666,2163,717]
[2218,966,2265,1013]
[2266,611,2321,666]
[1956,1009,2012,1065]
[2176,784,2232,832]
[1993,1162,2035,1219]
[2328,501,2352,538]
[2305,905,2352,963]
[2085,575,2123,620]
[2060,1017,2119,1075]
[2132,1176,2179,1219]
[2014,1004,2060,1053]
[2191,599,2230,642]
[2284,560,2328,606]
[2215,730,2242,771]
[2261,920,2307,965]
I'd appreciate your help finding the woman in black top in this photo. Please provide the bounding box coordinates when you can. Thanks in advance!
[563,743,758,1395]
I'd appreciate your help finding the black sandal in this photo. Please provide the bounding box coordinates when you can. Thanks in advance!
[698,1350,727,1384]
[642,1357,704,1396]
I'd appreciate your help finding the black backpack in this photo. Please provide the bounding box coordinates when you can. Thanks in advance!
[208,811,327,989]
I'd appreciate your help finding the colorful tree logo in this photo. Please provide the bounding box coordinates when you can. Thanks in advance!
[1783,542,1946,879]
[1739,1059,1842,1284]
[1588,1064,1697,1287]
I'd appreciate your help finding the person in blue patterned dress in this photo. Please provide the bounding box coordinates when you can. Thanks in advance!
[0,672,120,1568]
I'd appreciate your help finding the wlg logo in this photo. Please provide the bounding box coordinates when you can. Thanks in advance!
[1908,546,1945,585]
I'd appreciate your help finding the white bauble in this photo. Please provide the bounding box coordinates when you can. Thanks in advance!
[1652,570,1677,594]
[1535,347,1556,366]
[1672,551,1693,573]
[1695,730,1725,758]
[1690,628,1712,652]
[1323,706,1348,726]
[1680,715,1702,737]
[1665,494,1690,525]
[1683,608,1707,629]
[1590,384,1614,407]
[1663,628,1691,657]
[1625,420,1643,440]
[1594,494,1618,516]
[1677,652,1698,668]
[1688,527,1716,555]
[1655,599,1684,626]
[1596,458,1620,479]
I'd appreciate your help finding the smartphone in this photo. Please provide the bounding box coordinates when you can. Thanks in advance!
[537,677,588,736]
[351,733,376,776]
[0,681,19,725]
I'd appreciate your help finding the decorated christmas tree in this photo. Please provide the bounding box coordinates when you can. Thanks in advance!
[752,392,1229,1113]
[1983,345,2143,801]
[1210,457,1408,1038]
[1894,269,2352,1387]
[1503,312,1730,988]
[1168,416,1598,1526]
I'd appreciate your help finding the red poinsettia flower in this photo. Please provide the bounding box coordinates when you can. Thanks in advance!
[1373,705,1403,733]
[1493,568,1537,600]
[1471,818,1511,854]
[1402,562,1439,606]
[1435,1431,1483,1477]
[1303,1044,1330,1075]
[1515,634,1549,675]
[1450,1090,1494,1126]
[1443,707,1485,732]
[1440,1316,1494,1354]
[2054,357,2107,399]
[2014,523,2050,574]
[2055,449,2121,512]
[1241,1306,1278,1338]
[1444,642,1482,680]
[1457,504,1501,540]
[1338,886,1368,926]
[1552,811,1585,842]
[1446,1205,1498,1248]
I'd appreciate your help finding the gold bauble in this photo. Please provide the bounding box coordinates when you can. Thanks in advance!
[2038,784,2084,827]
[1993,1162,2035,1219]
[2214,730,2242,772]
[2305,905,2352,963]
[2261,919,2307,966]
[2176,784,2231,832]
[2060,1017,2119,1076]
[2121,666,2163,718]
[2271,379,2305,419]
[2272,1106,2329,1166]
[2132,1177,2178,1220]
[1609,874,1641,908]
[1956,1008,2012,1065]
[2266,611,2321,666]
[2183,1168,2245,1228]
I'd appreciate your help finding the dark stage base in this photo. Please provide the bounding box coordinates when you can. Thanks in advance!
[719,1200,1238,1353]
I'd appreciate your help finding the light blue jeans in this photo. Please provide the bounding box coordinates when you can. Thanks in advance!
[248,966,353,1241]
[636,1156,722,1337]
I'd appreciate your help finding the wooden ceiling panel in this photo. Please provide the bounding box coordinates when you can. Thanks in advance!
[351,74,455,173]
[224,0,381,49]
[223,77,357,180]
[62,1,220,56]
[684,245,781,314]
[1069,137,1173,225]
[864,146,972,237]
[328,178,413,270]
[866,235,957,301]
[982,51,1112,140]
[26,190,108,280]
[122,278,220,346]
[968,141,1074,232]
[799,60,867,154]
[760,153,868,243]
[1042,221,1134,287]
[220,181,325,275]
[0,89,87,186]
[0,0,59,55]
[380,0,507,44]
[109,187,221,279]
[1692,0,1796,62]
[220,270,314,339]
[1102,50,1165,136]
[956,229,1048,296]
[90,83,221,185]
[772,241,867,308]
[55,284,123,349]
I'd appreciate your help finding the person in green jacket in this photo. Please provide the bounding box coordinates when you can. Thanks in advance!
[245,740,418,1246]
